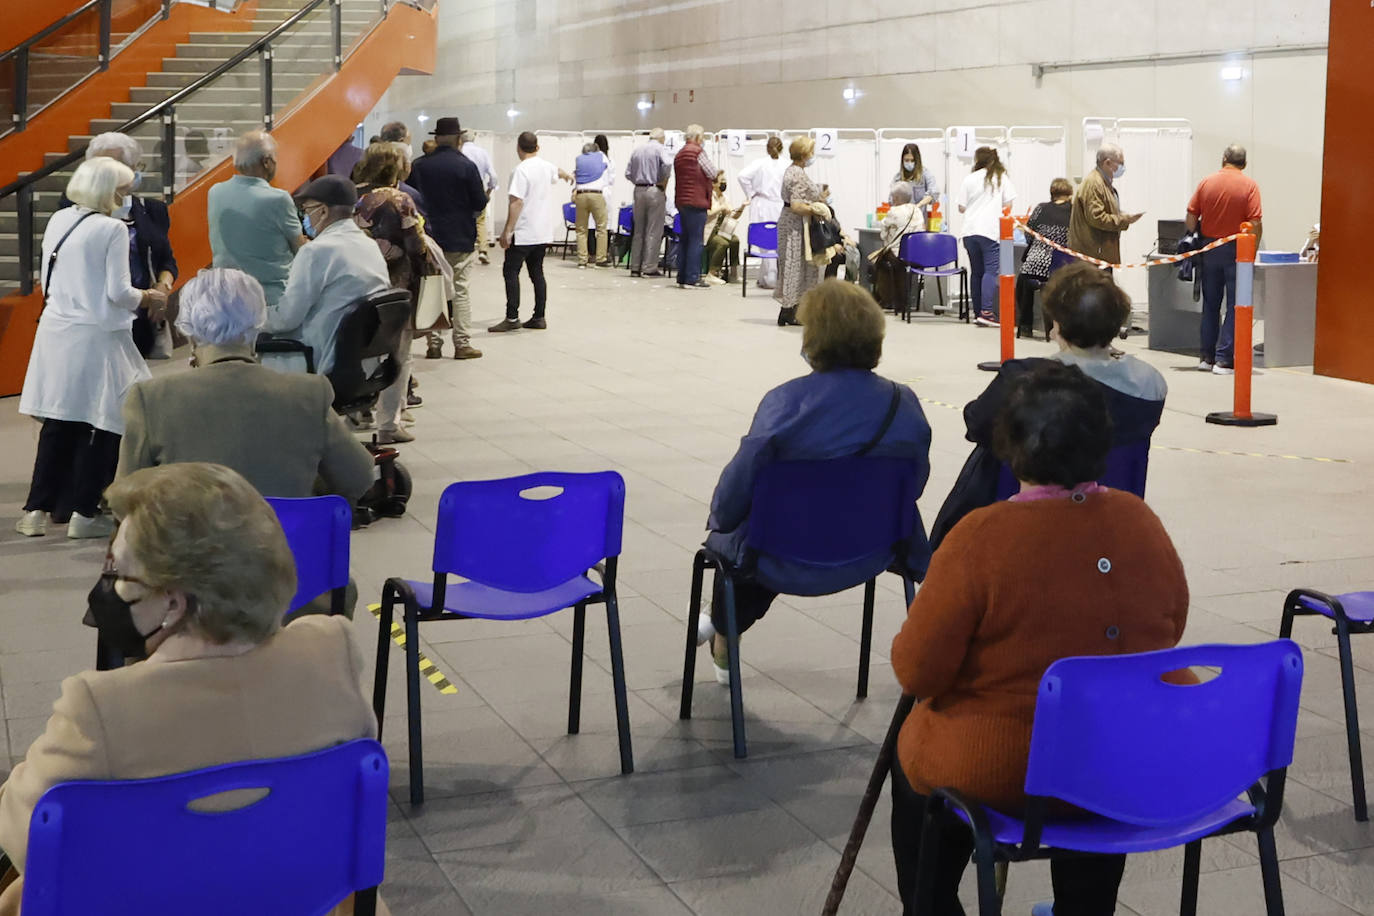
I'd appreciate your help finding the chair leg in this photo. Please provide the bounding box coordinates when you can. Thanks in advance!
[1257,826,1286,916]
[330,586,346,617]
[1333,617,1369,821]
[605,591,635,775]
[741,256,747,297]
[569,602,586,735]
[403,600,425,805]
[1277,599,1299,639]
[354,887,378,916]
[1180,840,1202,916]
[971,834,1002,916]
[722,576,747,759]
[372,586,396,735]
[902,574,915,608]
[681,552,708,720]
[857,578,876,699]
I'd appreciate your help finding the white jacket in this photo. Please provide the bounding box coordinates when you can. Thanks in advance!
[19,207,149,434]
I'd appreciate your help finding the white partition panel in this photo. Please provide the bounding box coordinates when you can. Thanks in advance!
[1006,126,1068,216]
[535,130,583,236]
[943,126,1010,253]
[807,128,878,236]
[1083,117,1193,307]
[488,132,521,236]
[877,128,945,209]
[583,130,637,214]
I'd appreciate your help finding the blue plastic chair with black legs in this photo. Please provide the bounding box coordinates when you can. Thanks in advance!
[913,641,1304,916]
[994,440,1152,502]
[616,204,634,268]
[1280,588,1372,821]
[373,471,633,804]
[663,212,682,277]
[266,495,352,619]
[560,201,577,260]
[679,456,923,758]
[740,221,778,298]
[18,739,388,916]
[899,231,969,323]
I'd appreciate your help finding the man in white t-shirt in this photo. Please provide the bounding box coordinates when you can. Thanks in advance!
[490,132,572,332]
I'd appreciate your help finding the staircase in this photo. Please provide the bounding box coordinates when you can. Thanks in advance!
[0,0,384,294]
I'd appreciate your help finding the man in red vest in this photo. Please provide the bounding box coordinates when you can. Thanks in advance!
[673,125,718,289]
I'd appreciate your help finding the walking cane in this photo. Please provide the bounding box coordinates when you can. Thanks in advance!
[822,695,1009,913]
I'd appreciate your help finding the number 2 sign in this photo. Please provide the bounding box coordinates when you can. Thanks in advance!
[814,128,839,158]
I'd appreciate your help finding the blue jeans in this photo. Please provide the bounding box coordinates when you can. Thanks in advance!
[964,235,1000,319]
[1200,242,1237,365]
[677,205,708,286]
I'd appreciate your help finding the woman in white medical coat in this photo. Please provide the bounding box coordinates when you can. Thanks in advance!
[736,136,788,289]
[16,157,166,539]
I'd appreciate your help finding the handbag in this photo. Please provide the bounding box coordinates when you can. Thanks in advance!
[413,273,448,331]
[809,214,843,252]
[716,213,739,242]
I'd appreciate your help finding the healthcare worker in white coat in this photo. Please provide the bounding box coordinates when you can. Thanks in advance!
[735,136,788,289]
[16,157,165,540]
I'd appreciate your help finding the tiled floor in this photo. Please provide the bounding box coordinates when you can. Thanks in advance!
[2,259,1372,914]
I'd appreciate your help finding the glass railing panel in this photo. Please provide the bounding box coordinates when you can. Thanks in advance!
[27,6,101,115]
[270,3,334,120]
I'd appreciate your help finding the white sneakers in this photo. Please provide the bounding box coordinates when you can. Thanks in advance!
[696,615,732,686]
[67,513,115,539]
[1212,364,1235,376]
[1196,360,1214,371]
[15,510,46,537]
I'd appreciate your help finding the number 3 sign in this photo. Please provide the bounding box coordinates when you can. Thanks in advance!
[723,131,746,157]
[814,128,839,158]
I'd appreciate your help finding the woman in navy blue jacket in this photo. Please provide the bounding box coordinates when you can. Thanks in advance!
[700,280,933,683]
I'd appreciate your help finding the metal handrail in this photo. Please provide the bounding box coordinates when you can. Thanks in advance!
[0,0,340,201]
[0,0,107,65]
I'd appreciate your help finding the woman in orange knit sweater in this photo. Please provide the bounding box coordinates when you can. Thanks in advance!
[889,362,1190,916]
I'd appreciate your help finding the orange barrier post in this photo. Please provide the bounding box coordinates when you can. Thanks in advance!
[978,206,1016,372]
[1206,222,1277,427]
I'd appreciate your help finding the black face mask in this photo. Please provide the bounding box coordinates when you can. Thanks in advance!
[87,572,165,659]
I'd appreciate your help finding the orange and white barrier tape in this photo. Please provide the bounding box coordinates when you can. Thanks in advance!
[1012,217,1242,271]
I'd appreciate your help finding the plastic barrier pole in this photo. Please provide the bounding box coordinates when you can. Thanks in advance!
[1205,222,1277,427]
[978,206,1016,372]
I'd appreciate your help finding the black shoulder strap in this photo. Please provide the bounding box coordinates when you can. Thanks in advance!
[43,211,96,308]
[856,381,902,457]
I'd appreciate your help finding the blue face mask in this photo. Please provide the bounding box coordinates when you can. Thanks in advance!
[805,157,816,168]
[302,213,317,238]
[130,170,142,191]
[1113,163,1126,180]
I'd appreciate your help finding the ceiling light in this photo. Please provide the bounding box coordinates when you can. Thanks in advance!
[636,99,653,111]
[842,87,857,102]
[416,113,429,123]
[1220,65,1245,81]
[506,107,520,118]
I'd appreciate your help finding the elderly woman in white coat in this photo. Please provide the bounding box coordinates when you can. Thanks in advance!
[16,157,167,539]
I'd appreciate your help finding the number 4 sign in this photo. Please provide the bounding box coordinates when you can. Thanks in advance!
[814,128,839,158]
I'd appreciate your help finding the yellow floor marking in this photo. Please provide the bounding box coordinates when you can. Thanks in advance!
[367,603,459,695]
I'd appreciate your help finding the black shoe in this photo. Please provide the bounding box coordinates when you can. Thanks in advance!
[630,270,642,278]
[425,339,443,359]
[777,307,799,327]
[488,319,522,333]
[522,317,547,330]
[407,392,423,408]
[643,270,663,277]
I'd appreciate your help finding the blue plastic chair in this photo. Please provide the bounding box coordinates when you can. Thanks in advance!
[899,231,969,323]
[20,738,388,916]
[267,495,352,618]
[663,212,682,277]
[611,203,634,268]
[560,201,577,260]
[679,456,923,758]
[739,221,778,298]
[1280,588,1372,821]
[994,440,1151,502]
[373,471,632,803]
[914,641,1303,916]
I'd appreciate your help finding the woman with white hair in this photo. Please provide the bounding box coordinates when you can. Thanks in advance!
[16,157,167,539]
[117,268,373,508]
[79,132,178,358]
[0,462,380,916]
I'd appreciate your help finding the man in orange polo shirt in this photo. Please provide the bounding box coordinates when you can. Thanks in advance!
[1186,145,1262,375]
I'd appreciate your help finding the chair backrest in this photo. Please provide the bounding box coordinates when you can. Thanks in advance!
[433,471,625,592]
[563,202,576,226]
[672,212,681,234]
[747,456,919,569]
[22,739,388,916]
[995,440,1151,501]
[326,288,412,413]
[1049,247,1077,275]
[1024,641,1303,827]
[267,496,352,614]
[747,221,778,253]
[618,204,633,234]
[899,231,957,269]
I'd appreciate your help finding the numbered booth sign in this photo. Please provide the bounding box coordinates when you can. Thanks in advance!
[663,130,685,153]
[723,131,746,157]
[951,126,976,161]
[813,128,839,158]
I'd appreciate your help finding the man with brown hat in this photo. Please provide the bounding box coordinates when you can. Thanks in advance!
[407,115,489,360]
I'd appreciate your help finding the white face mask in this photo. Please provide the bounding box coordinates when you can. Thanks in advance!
[903,160,915,171]
[112,196,131,220]
[1112,163,1126,180]
[805,157,816,168]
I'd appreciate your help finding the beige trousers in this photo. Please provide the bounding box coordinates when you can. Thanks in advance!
[574,191,608,265]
